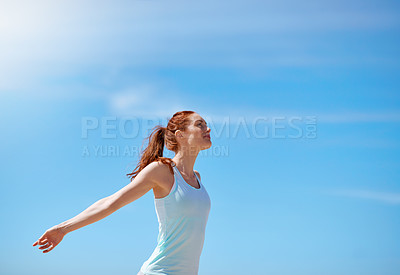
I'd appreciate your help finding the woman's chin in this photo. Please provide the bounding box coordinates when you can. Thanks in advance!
[201,141,212,150]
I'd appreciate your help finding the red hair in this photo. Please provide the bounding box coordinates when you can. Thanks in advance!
[126,111,195,181]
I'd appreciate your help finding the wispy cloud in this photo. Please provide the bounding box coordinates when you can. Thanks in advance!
[1,0,399,90]
[324,188,400,205]
[106,91,400,125]
[107,85,189,119]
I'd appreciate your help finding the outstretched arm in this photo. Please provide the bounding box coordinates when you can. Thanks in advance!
[33,162,162,253]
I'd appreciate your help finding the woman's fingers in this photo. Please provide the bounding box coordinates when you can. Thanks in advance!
[39,242,51,250]
[35,233,47,244]
[42,244,54,253]
[33,238,47,246]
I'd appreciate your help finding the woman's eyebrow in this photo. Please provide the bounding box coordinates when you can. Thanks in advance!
[195,119,207,125]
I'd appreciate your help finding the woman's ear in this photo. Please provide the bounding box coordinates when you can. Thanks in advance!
[175,129,183,139]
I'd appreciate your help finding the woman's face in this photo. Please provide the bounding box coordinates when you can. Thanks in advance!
[177,113,212,152]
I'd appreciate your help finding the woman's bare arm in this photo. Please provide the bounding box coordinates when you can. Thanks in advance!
[33,161,164,253]
[56,196,116,235]
[59,162,161,234]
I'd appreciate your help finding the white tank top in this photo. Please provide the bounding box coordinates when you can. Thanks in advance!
[140,164,211,275]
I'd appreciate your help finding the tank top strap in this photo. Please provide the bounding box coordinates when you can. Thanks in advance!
[171,165,181,186]
[194,170,202,187]
[171,164,178,175]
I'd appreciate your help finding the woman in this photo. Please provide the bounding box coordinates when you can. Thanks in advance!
[33,110,212,275]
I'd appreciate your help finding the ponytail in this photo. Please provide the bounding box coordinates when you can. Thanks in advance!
[126,125,174,181]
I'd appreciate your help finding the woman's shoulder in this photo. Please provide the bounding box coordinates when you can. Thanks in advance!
[145,160,175,192]
[146,160,174,181]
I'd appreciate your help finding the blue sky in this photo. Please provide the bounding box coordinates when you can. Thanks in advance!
[1,0,400,274]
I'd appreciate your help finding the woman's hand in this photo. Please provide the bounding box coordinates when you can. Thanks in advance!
[33,225,66,253]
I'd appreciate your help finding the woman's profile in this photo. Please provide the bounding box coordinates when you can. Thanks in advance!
[33,110,212,275]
